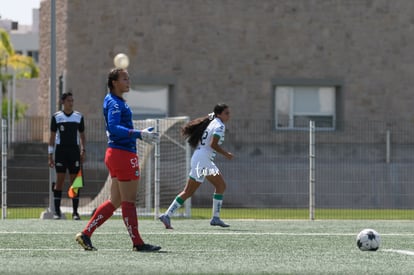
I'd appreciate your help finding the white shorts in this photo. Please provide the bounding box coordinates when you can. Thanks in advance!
[189,150,220,183]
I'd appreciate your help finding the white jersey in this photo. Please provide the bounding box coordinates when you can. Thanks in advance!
[189,117,225,182]
[195,117,225,161]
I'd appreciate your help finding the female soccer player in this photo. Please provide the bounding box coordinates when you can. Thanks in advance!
[159,103,233,229]
[75,68,161,252]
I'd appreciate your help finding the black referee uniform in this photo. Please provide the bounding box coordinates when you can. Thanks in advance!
[50,110,85,218]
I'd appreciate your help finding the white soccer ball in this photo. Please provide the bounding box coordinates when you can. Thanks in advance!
[113,53,129,69]
[356,228,381,251]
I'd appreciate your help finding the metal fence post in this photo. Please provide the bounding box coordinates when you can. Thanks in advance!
[145,151,152,214]
[154,119,160,219]
[184,116,191,217]
[2,119,7,219]
[309,121,315,221]
[40,0,57,219]
[386,130,391,163]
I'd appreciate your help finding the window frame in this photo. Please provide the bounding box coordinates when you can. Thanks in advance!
[272,79,343,131]
[125,75,176,120]
[125,84,170,120]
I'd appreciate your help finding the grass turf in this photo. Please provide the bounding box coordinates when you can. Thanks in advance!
[4,207,414,220]
[1,219,414,274]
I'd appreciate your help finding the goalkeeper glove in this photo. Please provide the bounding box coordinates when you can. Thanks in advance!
[140,127,159,144]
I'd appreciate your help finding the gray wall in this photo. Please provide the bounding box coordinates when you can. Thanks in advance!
[39,1,414,131]
[35,1,414,209]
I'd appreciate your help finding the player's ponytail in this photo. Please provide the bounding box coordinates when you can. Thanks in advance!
[181,116,210,148]
[182,103,229,148]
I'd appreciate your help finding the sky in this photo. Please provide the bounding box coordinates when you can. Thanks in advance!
[0,0,42,25]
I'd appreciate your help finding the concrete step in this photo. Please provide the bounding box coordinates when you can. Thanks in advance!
[8,166,49,179]
[11,142,46,155]
[3,142,108,207]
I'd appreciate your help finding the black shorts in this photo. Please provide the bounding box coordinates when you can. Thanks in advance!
[55,145,80,174]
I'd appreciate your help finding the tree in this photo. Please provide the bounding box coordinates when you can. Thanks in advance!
[0,28,39,119]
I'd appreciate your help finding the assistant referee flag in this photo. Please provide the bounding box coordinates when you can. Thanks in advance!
[68,168,83,198]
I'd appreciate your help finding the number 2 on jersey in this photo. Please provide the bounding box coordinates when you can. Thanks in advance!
[200,130,208,145]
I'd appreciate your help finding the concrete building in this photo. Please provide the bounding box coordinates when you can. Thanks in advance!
[0,9,40,117]
[35,0,414,209]
[38,1,414,131]
[1,8,39,64]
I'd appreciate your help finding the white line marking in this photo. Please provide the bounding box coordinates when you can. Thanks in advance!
[383,249,414,256]
[1,231,414,236]
[0,231,352,236]
[0,248,226,252]
[0,248,86,252]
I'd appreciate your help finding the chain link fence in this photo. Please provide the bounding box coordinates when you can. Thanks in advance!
[2,117,414,218]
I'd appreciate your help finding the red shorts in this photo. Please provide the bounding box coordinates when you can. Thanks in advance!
[105,148,140,181]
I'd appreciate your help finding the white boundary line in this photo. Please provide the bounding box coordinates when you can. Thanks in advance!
[0,248,227,252]
[0,231,354,236]
[1,231,414,236]
[383,249,414,256]
[2,247,414,254]
[2,247,414,255]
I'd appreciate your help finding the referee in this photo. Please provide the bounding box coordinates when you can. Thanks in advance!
[48,92,86,220]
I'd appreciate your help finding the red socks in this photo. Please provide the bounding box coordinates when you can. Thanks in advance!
[82,200,144,246]
[83,200,116,237]
[121,201,144,246]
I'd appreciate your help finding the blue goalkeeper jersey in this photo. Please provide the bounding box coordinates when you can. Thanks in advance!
[103,92,137,153]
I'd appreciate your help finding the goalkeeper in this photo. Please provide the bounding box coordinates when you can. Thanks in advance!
[75,68,161,252]
[159,103,233,229]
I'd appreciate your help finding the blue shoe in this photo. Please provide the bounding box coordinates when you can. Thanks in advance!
[159,214,173,229]
[75,232,97,251]
[210,217,230,227]
[133,243,161,252]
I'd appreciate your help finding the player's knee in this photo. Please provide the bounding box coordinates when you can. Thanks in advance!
[216,183,226,193]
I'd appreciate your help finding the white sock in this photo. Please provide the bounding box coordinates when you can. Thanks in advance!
[212,193,223,218]
[166,196,184,217]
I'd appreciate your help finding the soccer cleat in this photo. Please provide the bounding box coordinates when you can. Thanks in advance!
[210,217,230,227]
[133,243,161,252]
[72,213,81,220]
[75,232,97,251]
[159,214,173,229]
[53,212,61,220]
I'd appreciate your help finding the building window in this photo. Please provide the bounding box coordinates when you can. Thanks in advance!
[124,85,169,119]
[275,85,337,130]
[27,50,39,63]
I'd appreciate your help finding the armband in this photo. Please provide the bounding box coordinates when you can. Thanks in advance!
[48,145,54,154]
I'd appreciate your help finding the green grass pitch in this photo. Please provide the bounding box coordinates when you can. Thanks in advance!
[1,219,414,274]
[6,207,414,219]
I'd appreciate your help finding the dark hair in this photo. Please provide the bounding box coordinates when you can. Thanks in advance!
[107,68,126,90]
[61,92,73,101]
[213,103,228,117]
[181,103,229,148]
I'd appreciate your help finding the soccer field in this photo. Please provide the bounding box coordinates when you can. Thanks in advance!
[1,219,414,274]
